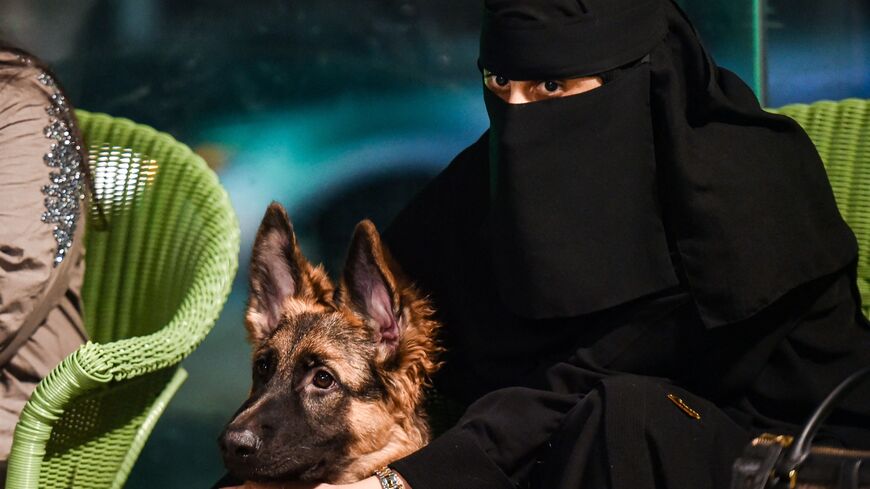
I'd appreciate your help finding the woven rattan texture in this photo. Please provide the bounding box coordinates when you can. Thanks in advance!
[5,111,239,488]
[772,99,870,316]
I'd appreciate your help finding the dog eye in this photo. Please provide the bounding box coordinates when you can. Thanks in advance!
[255,357,271,378]
[312,370,335,389]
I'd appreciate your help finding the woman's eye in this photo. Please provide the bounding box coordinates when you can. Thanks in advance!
[485,73,509,90]
[312,370,335,389]
[543,80,561,92]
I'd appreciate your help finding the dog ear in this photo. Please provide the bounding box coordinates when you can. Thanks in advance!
[340,220,406,361]
[247,202,333,343]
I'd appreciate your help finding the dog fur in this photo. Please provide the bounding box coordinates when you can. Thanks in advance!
[220,202,441,484]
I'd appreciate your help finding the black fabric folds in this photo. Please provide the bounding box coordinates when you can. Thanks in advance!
[381,1,870,488]
[479,0,857,326]
[486,61,679,318]
[480,0,666,80]
[649,2,857,326]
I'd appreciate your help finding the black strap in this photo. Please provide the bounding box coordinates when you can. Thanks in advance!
[775,366,870,478]
[730,438,788,489]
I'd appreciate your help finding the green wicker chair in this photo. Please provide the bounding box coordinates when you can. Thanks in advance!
[5,111,240,488]
[771,98,870,317]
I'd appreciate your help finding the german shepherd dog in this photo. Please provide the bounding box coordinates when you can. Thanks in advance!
[219,202,441,484]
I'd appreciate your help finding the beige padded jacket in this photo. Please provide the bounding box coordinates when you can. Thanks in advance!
[0,48,87,462]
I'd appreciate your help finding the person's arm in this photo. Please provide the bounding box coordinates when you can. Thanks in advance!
[225,369,587,489]
[0,53,70,344]
[223,474,402,489]
[223,381,583,489]
[391,362,591,489]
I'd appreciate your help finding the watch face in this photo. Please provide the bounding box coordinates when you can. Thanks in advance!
[377,468,403,489]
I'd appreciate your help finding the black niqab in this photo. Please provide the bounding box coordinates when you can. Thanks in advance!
[486,60,679,318]
[481,0,857,326]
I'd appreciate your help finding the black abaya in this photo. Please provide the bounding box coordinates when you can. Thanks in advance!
[381,0,870,487]
[384,134,870,489]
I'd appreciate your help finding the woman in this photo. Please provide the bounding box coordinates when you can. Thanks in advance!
[0,45,88,480]
[232,0,870,487]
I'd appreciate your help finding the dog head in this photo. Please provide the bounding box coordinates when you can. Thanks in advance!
[220,202,441,484]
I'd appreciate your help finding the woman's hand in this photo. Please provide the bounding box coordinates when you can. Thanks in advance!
[222,482,321,489]
[223,475,391,489]
[222,482,322,489]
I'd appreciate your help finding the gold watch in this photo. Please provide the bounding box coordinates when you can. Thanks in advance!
[374,466,404,489]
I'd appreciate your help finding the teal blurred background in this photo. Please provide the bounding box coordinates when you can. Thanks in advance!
[1,0,867,486]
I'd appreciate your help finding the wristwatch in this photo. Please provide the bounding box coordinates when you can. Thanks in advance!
[375,466,404,489]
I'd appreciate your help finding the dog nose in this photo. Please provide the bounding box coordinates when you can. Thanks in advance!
[222,428,262,458]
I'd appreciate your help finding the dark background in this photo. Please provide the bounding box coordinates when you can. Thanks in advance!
[2,0,867,486]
